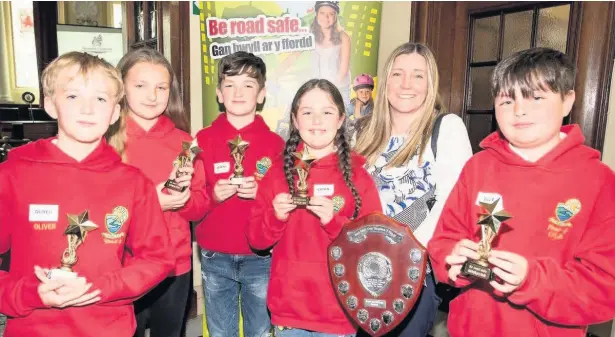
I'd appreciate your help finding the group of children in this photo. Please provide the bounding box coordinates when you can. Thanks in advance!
[0,38,613,337]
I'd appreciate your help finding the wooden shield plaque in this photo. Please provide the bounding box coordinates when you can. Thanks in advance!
[328,212,427,336]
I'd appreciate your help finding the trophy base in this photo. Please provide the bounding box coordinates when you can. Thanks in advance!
[165,179,187,193]
[292,195,310,207]
[229,176,246,185]
[47,268,78,280]
[461,260,495,281]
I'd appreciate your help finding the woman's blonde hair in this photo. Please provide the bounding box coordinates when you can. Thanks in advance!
[106,48,188,161]
[355,42,445,167]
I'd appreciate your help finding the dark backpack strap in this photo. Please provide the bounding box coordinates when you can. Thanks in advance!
[431,113,448,159]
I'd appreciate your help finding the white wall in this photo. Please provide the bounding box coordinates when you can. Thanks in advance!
[376,1,412,78]
[190,12,203,136]
[601,59,615,171]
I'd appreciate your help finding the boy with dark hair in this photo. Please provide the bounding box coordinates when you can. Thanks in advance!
[195,51,284,337]
[428,47,615,337]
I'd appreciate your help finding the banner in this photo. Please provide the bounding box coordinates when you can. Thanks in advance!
[198,1,382,139]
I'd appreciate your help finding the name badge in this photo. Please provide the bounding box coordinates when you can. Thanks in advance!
[314,184,334,197]
[29,204,59,222]
[214,162,230,174]
[475,192,504,210]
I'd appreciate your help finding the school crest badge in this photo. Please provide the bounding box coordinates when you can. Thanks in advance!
[255,157,272,180]
[102,206,129,243]
[332,195,345,213]
[547,199,581,240]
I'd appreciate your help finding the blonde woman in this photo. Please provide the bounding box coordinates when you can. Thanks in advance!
[355,42,472,337]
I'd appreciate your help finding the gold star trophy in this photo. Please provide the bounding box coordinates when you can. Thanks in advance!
[292,147,316,206]
[461,198,512,281]
[228,135,249,185]
[47,211,98,280]
[165,139,202,193]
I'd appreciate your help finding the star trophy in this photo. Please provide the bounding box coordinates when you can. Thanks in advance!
[47,211,98,280]
[165,139,202,193]
[461,198,512,280]
[228,135,249,185]
[292,147,316,206]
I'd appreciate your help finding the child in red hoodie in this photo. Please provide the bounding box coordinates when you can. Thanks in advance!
[0,52,173,337]
[106,48,210,337]
[195,51,285,337]
[247,79,382,336]
[428,47,615,337]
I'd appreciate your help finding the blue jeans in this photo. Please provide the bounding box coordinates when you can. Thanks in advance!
[273,327,355,337]
[201,250,272,337]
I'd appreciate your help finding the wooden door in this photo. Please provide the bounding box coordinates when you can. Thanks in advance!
[411,1,615,153]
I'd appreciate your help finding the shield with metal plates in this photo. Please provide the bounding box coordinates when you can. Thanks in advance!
[328,212,427,336]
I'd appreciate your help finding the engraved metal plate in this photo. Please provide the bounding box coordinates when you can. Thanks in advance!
[334,264,345,277]
[347,296,358,310]
[358,252,393,297]
[358,309,369,323]
[347,225,404,244]
[331,246,342,260]
[401,284,414,299]
[369,319,381,332]
[410,248,422,263]
[393,299,404,314]
[408,267,420,282]
[382,311,394,325]
[338,281,349,295]
[364,299,386,309]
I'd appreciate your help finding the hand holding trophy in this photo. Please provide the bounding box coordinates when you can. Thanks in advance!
[47,211,98,280]
[461,198,512,280]
[228,135,249,185]
[292,147,315,206]
[165,139,202,193]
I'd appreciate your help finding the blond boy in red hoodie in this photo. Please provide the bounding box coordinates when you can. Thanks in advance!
[0,52,173,337]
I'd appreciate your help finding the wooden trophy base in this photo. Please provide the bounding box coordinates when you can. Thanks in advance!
[461,260,494,281]
[292,195,309,207]
[165,179,187,193]
[229,176,245,186]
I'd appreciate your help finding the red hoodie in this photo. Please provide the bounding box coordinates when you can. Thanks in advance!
[428,125,615,337]
[125,115,210,276]
[0,138,173,337]
[247,149,382,334]
[195,113,284,254]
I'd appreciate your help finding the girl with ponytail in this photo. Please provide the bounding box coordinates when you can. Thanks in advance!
[247,79,381,337]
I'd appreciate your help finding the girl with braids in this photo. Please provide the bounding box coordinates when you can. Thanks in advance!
[106,48,210,337]
[247,79,381,337]
[354,42,473,337]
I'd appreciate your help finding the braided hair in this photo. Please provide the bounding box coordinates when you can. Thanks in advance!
[283,79,362,219]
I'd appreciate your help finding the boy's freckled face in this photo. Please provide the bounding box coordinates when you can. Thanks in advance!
[216,73,265,117]
[45,65,120,144]
[494,85,575,149]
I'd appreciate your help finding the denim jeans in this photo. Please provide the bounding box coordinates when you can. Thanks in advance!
[273,327,355,337]
[201,250,272,337]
